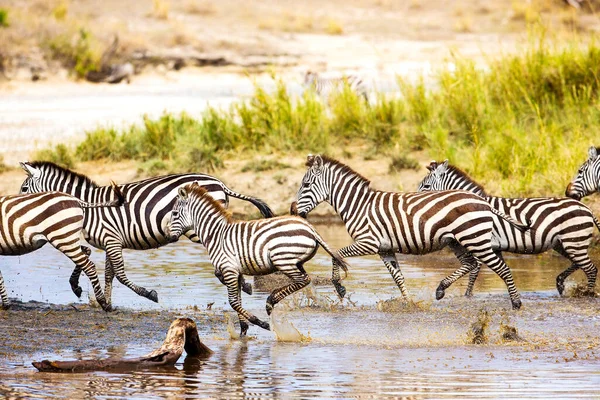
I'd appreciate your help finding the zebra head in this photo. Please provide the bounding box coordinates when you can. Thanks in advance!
[168,187,193,243]
[566,146,600,200]
[417,160,449,192]
[304,70,317,86]
[19,162,43,194]
[291,154,329,218]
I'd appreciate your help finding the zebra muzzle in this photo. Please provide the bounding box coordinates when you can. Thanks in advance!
[290,202,298,215]
[565,183,580,200]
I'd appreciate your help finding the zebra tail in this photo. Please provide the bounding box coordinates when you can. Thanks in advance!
[490,207,532,233]
[78,182,125,208]
[312,228,350,278]
[222,186,275,218]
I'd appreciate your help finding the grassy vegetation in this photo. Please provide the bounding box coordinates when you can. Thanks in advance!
[38,34,600,197]
[44,28,101,78]
[0,8,9,28]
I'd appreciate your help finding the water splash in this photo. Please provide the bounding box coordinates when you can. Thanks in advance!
[270,310,310,342]
[225,313,240,340]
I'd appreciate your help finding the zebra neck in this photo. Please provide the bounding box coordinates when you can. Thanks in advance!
[193,212,227,248]
[328,176,372,222]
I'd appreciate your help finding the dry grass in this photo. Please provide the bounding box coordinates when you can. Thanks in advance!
[150,0,169,20]
[183,0,216,16]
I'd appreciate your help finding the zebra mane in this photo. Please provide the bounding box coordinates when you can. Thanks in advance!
[306,155,371,186]
[28,161,99,188]
[186,184,234,223]
[445,164,488,196]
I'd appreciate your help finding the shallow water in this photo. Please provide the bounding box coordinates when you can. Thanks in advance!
[1,223,599,398]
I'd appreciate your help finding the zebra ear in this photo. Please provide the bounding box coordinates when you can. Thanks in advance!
[312,155,323,171]
[178,187,188,200]
[436,160,449,174]
[426,161,437,171]
[306,154,315,167]
[20,162,40,178]
[588,146,598,160]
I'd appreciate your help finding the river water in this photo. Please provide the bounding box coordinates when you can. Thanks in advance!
[1,223,599,399]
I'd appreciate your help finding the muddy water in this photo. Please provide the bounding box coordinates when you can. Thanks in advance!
[1,223,600,398]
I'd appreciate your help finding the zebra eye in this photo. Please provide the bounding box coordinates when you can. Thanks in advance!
[302,181,310,188]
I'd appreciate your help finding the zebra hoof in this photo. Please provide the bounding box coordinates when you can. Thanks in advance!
[257,320,270,331]
[242,282,253,296]
[266,300,274,316]
[464,290,473,298]
[556,279,565,296]
[240,321,249,337]
[1,303,10,310]
[435,288,446,300]
[147,290,159,303]
[511,298,522,310]
[334,283,346,299]
[73,286,83,298]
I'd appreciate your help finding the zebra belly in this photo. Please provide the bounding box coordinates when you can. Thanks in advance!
[0,235,47,256]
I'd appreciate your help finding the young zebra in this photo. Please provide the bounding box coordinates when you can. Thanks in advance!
[304,70,368,101]
[290,155,528,309]
[19,161,274,308]
[0,188,124,311]
[167,183,349,336]
[419,160,599,296]
[566,146,600,201]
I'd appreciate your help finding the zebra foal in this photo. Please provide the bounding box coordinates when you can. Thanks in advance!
[0,188,123,311]
[167,183,349,336]
[304,70,368,101]
[290,155,527,309]
[19,161,274,308]
[419,160,599,296]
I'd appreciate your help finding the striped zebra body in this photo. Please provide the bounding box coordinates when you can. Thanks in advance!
[419,160,598,296]
[290,155,524,309]
[168,183,349,336]
[304,71,368,101]
[566,146,600,201]
[19,161,274,307]
[0,191,113,310]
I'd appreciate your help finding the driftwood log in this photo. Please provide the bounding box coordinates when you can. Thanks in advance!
[32,318,212,372]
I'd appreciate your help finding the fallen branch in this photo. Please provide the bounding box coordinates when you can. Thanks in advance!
[32,318,212,372]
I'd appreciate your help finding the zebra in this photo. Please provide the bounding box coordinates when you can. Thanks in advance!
[304,70,368,101]
[19,161,275,308]
[419,160,599,296]
[0,187,124,311]
[167,183,350,336]
[566,146,600,201]
[290,155,529,309]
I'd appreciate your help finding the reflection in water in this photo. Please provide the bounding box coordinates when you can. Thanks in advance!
[1,223,599,398]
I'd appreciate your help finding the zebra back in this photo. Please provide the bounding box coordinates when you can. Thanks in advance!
[304,70,367,99]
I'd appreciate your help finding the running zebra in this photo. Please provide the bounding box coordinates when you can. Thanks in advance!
[419,160,599,296]
[19,161,275,308]
[566,146,600,201]
[0,188,124,311]
[167,183,349,336]
[290,155,527,309]
[304,70,368,101]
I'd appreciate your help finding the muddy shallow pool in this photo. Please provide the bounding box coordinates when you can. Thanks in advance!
[1,223,599,398]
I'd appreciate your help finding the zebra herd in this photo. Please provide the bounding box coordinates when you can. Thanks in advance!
[1,147,599,336]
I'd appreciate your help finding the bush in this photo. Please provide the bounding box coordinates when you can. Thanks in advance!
[0,8,9,28]
[35,144,75,169]
[45,28,100,78]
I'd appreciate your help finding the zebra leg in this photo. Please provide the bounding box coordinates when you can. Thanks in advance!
[465,263,482,297]
[215,268,252,296]
[469,248,521,309]
[104,256,115,308]
[224,270,270,335]
[68,246,93,298]
[0,270,9,310]
[266,264,311,315]
[436,242,480,299]
[106,242,159,303]
[334,240,379,298]
[554,244,597,295]
[380,252,410,300]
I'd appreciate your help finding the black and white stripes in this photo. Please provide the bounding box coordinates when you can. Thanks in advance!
[419,160,599,295]
[290,154,525,309]
[167,183,348,336]
[18,161,274,308]
[0,190,123,310]
[304,70,368,101]
[566,146,600,201]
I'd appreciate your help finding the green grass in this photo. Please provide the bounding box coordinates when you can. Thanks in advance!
[38,35,600,197]
[0,8,9,28]
[44,28,101,78]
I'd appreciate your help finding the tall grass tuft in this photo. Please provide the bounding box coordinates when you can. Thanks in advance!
[37,36,600,197]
